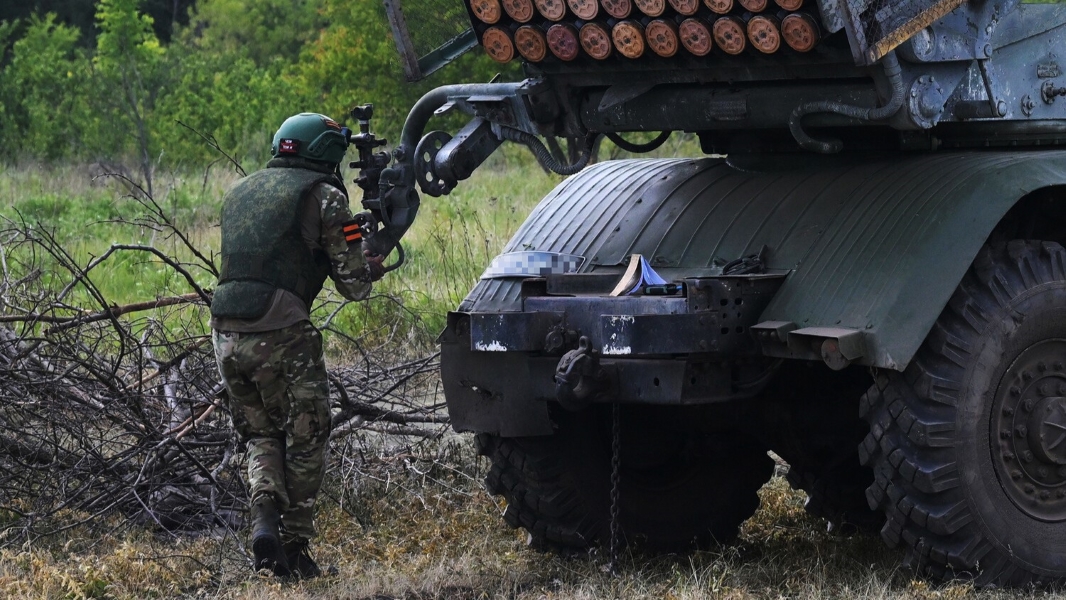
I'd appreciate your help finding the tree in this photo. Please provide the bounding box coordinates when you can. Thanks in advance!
[94,0,166,194]
[154,47,296,167]
[290,0,513,139]
[1,14,92,161]
[179,0,322,67]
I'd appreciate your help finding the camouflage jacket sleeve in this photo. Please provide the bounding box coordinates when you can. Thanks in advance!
[311,182,373,302]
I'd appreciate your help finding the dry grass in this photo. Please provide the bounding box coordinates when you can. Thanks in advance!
[0,437,1047,600]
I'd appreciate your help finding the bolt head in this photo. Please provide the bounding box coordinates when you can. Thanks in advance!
[1018,425,1029,438]
[1039,362,1048,372]
[1004,407,1015,416]
[1005,452,1015,461]
[1041,490,1052,500]
[1012,387,1022,397]
[1012,471,1023,480]
[1024,451,1035,462]
[1024,371,1034,382]
[1025,399,1035,411]
[1026,484,1036,494]
[1039,467,1049,478]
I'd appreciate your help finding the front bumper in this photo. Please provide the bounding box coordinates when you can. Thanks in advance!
[440,274,785,436]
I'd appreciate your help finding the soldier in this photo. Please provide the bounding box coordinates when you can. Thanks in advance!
[210,113,385,579]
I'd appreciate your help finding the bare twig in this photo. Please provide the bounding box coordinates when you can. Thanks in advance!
[0,182,450,554]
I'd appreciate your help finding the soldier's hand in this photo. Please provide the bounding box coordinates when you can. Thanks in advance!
[364,250,386,281]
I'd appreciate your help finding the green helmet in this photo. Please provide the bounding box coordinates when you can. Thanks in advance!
[271,113,349,164]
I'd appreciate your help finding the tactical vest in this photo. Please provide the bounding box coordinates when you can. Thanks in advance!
[211,164,335,320]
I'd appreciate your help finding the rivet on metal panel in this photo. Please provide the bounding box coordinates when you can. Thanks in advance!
[1022,95,1036,117]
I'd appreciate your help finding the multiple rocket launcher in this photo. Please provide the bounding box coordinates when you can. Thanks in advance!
[469,0,822,63]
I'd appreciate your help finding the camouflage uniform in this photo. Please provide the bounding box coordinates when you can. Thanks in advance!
[212,179,373,545]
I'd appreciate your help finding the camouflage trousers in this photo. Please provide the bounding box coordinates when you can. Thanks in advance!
[212,321,331,544]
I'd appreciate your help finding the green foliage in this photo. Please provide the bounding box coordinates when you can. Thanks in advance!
[1,14,93,160]
[289,0,516,141]
[94,0,166,178]
[0,0,522,169]
[154,48,294,166]
[181,0,322,66]
[290,0,410,128]
[0,18,17,63]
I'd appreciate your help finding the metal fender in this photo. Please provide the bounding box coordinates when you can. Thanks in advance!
[461,150,1066,370]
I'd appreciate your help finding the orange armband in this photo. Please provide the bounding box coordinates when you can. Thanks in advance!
[341,220,362,244]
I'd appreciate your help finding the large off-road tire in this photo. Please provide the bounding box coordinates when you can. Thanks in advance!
[477,404,773,552]
[861,240,1066,586]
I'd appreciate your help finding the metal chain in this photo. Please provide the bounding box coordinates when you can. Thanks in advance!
[608,402,622,576]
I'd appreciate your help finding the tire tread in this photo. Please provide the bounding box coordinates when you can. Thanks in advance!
[862,241,1066,586]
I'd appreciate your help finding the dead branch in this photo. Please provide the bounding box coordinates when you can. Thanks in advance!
[0,185,449,553]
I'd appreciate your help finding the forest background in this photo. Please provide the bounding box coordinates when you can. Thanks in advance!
[0,0,509,194]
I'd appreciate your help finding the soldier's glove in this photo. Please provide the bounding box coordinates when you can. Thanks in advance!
[364,250,386,282]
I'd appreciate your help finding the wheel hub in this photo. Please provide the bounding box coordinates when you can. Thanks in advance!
[991,341,1066,521]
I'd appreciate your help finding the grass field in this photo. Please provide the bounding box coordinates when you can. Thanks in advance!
[0,146,1047,599]
[0,448,1015,599]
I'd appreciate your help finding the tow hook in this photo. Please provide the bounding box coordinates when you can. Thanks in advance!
[555,336,605,411]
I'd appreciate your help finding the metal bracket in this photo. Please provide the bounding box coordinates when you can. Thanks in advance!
[433,118,504,189]
[751,321,797,344]
[752,322,866,370]
[789,327,867,371]
[978,59,1008,118]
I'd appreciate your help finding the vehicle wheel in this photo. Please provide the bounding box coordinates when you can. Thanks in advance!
[861,240,1066,586]
[477,404,773,552]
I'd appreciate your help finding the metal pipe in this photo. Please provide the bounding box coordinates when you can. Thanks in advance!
[390,82,526,180]
[788,52,904,154]
[500,128,597,175]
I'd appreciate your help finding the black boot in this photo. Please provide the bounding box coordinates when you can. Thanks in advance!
[250,496,290,577]
[284,539,333,579]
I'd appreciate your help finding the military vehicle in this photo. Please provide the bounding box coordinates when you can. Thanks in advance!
[349,0,1066,586]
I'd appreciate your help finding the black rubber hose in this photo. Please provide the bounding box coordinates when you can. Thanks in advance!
[501,129,599,176]
[788,52,904,154]
[606,131,672,153]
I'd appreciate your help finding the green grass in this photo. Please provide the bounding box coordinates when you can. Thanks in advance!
[0,150,561,348]
[0,134,705,328]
